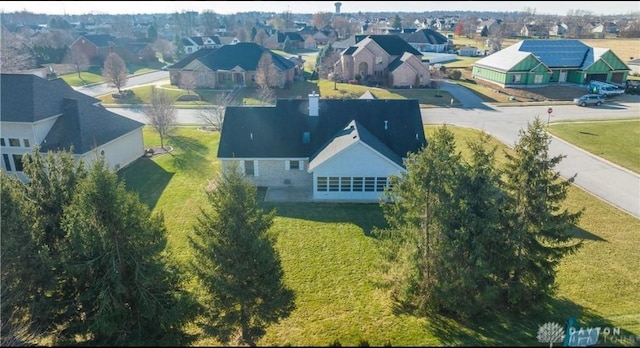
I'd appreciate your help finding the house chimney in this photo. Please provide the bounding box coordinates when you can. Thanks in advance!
[308,91,319,116]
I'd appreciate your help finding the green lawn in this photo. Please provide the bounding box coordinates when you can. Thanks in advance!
[547,119,640,173]
[116,125,640,346]
[59,71,104,86]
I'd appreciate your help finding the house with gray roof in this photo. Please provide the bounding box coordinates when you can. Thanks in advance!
[181,36,222,54]
[335,34,431,88]
[0,74,145,182]
[217,93,427,202]
[400,28,451,53]
[472,39,630,88]
[167,42,296,89]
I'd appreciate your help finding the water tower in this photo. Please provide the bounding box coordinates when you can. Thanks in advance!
[334,2,342,14]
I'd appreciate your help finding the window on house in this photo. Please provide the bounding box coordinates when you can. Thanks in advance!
[329,177,339,191]
[23,139,30,147]
[512,74,521,83]
[352,177,363,192]
[0,138,5,146]
[244,160,255,176]
[9,138,20,147]
[289,160,299,170]
[12,154,23,171]
[376,177,388,192]
[317,177,327,191]
[364,177,375,192]
[3,154,11,171]
[534,74,543,83]
[340,177,351,192]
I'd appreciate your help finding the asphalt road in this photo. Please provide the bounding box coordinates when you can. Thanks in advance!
[105,80,640,219]
[74,71,169,97]
[424,81,640,219]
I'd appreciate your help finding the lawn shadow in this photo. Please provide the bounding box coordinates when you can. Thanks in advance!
[420,296,636,346]
[261,200,387,237]
[119,158,174,211]
[167,134,210,173]
[572,224,607,242]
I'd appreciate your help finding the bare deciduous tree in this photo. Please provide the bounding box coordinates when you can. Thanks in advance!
[63,48,89,81]
[0,28,35,72]
[102,52,128,95]
[253,29,268,46]
[152,38,176,62]
[257,84,276,105]
[144,87,177,149]
[179,73,197,95]
[199,93,230,131]
[255,52,275,88]
[312,12,332,29]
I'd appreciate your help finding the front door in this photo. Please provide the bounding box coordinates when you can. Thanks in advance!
[559,71,567,83]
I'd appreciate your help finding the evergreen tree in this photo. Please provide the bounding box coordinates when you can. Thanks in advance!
[380,125,460,313]
[189,163,294,346]
[250,26,258,41]
[6,149,88,334]
[58,157,196,345]
[392,14,403,30]
[147,24,158,41]
[0,171,49,346]
[283,36,294,53]
[430,132,509,318]
[500,117,583,310]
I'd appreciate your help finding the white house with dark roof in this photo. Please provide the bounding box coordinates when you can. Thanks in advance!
[0,74,145,182]
[217,93,427,202]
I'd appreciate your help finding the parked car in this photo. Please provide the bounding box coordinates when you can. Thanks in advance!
[573,94,605,106]
[587,81,625,97]
[626,80,640,95]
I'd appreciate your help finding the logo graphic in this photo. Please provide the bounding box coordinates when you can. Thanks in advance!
[537,322,566,348]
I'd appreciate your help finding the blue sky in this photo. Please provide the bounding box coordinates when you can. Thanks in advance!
[1,1,638,16]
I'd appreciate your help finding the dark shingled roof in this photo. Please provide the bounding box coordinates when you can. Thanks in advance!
[1,74,99,122]
[81,34,117,47]
[403,29,449,45]
[169,42,295,71]
[364,35,422,56]
[217,98,427,167]
[167,47,216,69]
[1,74,144,154]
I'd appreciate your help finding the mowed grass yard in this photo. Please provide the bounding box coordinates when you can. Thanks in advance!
[116,125,639,346]
[547,119,640,173]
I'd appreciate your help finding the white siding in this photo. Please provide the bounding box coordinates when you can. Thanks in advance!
[81,129,144,172]
[312,142,403,201]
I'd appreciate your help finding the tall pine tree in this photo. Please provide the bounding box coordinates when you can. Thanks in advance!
[500,117,583,309]
[189,163,294,346]
[58,157,196,346]
[380,125,461,313]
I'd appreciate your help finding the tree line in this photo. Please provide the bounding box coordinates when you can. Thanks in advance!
[376,118,583,319]
[1,151,293,346]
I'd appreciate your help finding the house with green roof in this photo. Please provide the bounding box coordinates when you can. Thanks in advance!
[0,74,145,182]
[167,42,296,89]
[217,93,427,202]
[335,34,431,88]
[471,39,630,88]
